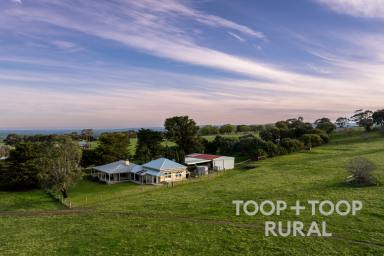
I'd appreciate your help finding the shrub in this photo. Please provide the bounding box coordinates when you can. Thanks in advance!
[281,138,304,153]
[312,129,330,143]
[259,127,280,142]
[262,141,280,157]
[277,145,288,155]
[233,136,264,158]
[346,157,377,186]
[301,134,323,147]
[199,125,219,136]
[316,121,336,134]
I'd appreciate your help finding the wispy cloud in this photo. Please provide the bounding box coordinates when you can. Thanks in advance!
[51,40,83,52]
[11,0,22,5]
[130,0,265,38]
[0,1,291,82]
[316,0,384,18]
[228,32,246,42]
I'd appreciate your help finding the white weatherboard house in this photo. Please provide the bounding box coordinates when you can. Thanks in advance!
[184,153,235,172]
[91,158,188,185]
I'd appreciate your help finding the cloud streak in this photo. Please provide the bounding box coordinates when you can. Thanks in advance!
[316,0,384,18]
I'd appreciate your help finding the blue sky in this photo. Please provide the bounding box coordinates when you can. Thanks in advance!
[0,0,383,129]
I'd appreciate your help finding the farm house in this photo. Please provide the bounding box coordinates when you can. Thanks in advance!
[184,153,235,175]
[90,160,138,184]
[91,158,188,185]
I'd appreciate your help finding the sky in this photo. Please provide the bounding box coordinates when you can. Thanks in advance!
[0,0,383,129]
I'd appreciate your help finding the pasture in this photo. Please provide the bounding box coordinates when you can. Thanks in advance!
[0,130,383,255]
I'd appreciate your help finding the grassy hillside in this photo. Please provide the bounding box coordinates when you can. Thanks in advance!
[0,130,383,255]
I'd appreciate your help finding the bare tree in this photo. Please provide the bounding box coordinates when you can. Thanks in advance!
[346,157,377,186]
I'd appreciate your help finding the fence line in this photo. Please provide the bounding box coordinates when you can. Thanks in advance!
[44,189,72,209]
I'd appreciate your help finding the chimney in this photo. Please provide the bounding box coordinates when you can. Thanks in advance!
[124,160,130,165]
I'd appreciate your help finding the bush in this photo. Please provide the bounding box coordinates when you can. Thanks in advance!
[281,138,304,153]
[262,141,280,157]
[312,129,330,143]
[277,145,288,155]
[199,125,219,136]
[346,157,378,186]
[233,136,264,158]
[301,134,323,147]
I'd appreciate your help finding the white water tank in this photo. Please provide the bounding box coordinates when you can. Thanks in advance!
[196,166,208,176]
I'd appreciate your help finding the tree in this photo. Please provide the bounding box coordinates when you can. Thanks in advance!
[315,117,336,134]
[236,125,252,133]
[81,129,94,141]
[0,142,42,190]
[97,132,130,164]
[4,133,24,146]
[259,127,280,142]
[372,109,384,127]
[37,138,82,198]
[232,136,266,159]
[205,136,237,155]
[164,116,201,155]
[68,131,81,140]
[163,145,185,163]
[135,129,164,162]
[281,138,304,153]
[275,121,288,130]
[301,134,323,148]
[0,145,10,158]
[219,124,236,134]
[198,125,219,136]
[351,109,374,131]
[335,117,348,128]
[250,124,265,132]
[81,149,100,167]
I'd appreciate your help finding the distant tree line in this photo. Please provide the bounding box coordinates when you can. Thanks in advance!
[203,117,334,160]
[198,124,272,136]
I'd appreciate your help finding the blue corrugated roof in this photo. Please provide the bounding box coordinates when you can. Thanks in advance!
[143,158,186,171]
[93,160,138,174]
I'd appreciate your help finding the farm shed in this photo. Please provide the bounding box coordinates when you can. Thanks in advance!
[184,153,235,173]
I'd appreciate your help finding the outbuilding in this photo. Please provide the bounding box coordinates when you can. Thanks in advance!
[184,153,235,174]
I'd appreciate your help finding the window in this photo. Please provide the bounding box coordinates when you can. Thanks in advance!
[164,172,171,178]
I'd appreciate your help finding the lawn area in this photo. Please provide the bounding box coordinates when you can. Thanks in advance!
[0,130,383,255]
[0,190,64,212]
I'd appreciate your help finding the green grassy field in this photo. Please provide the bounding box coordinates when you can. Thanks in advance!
[0,130,383,255]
